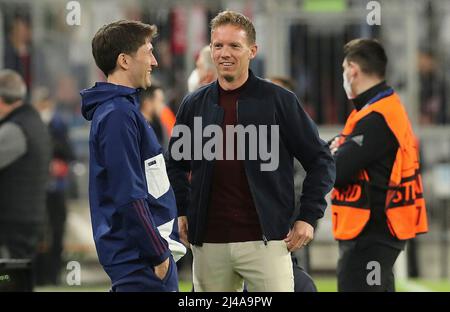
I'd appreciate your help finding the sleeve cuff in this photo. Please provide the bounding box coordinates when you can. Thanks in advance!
[150,249,171,266]
[178,202,188,217]
[296,210,319,229]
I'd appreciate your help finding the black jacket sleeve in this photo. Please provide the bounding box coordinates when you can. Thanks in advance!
[278,91,336,227]
[334,112,398,187]
[166,95,192,216]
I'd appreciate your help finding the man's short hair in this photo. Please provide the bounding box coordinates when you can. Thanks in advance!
[210,10,256,45]
[91,20,157,77]
[0,69,27,105]
[343,38,387,78]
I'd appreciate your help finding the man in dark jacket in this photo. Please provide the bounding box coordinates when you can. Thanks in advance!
[167,11,335,292]
[0,69,50,260]
[80,20,185,292]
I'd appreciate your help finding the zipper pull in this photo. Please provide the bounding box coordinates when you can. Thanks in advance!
[262,235,268,246]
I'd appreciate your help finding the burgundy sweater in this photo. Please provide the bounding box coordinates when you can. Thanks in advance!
[204,81,262,243]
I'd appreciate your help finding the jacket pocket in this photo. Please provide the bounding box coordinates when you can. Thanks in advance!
[144,153,170,199]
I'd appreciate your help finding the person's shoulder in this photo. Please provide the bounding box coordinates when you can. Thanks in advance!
[358,111,388,129]
[356,111,397,142]
[257,78,300,113]
[258,77,297,98]
[178,82,216,117]
[0,121,24,136]
[186,82,215,102]
[95,98,138,127]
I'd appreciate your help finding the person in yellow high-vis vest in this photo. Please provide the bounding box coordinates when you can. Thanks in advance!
[330,39,428,292]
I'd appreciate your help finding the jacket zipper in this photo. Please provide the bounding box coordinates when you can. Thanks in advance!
[236,100,268,246]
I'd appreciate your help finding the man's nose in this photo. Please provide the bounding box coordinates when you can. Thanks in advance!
[151,55,158,67]
[219,46,232,58]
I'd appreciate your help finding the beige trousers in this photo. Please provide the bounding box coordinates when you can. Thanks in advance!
[191,240,294,292]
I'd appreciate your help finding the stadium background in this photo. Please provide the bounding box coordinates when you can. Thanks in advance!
[1,0,449,292]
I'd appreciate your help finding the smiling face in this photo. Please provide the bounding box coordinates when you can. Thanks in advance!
[127,39,158,89]
[210,24,257,88]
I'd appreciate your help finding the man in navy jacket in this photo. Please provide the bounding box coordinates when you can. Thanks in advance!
[167,11,335,292]
[80,20,185,292]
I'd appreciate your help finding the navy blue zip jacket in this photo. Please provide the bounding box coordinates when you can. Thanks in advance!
[167,71,336,245]
[81,82,185,283]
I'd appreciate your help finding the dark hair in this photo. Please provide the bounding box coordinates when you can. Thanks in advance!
[343,39,387,78]
[91,20,157,77]
[210,10,256,45]
[139,84,162,102]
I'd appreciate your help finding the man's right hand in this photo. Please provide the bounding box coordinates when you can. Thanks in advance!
[178,216,189,248]
[329,136,341,155]
[154,257,170,280]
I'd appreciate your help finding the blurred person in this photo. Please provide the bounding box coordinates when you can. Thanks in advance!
[0,69,50,260]
[268,75,317,292]
[330,39,429,292]
[418,50,448,124]
[268,76,296,92]
[139,85,175,150]
[159,100,176,138]
[55,75,80,111]
[32,87,75,285]
[167,11,335,292]
[187,45,218,92]
[80,20,185,292]
[4,14,32,89]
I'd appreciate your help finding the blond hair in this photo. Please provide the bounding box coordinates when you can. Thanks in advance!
[210,10,256,45]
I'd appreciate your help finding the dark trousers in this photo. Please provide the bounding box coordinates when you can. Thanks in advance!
[292,254,317,292]
[35,191,67,285]
[0,224,42,259]
[111,257,178,292]
[337,240,401,292]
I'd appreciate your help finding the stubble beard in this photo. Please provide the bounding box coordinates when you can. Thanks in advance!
[223,75,234,82]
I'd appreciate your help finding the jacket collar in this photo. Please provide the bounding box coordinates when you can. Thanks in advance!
[210,69,259,104]
[352,81,389,111]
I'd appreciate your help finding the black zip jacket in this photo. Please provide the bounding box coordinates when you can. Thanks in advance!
[167,71,335,245]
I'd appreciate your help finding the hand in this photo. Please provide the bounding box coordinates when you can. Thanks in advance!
[154,257,170,280]
[329,137,341,156]
[284,220,314,252]
[178,216,189,248]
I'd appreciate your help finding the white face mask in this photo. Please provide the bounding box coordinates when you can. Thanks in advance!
[342,70,354,99]
[39,109,54,124]
[187,69,200,93]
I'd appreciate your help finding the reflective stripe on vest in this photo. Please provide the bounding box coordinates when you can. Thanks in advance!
[331,91,429,240]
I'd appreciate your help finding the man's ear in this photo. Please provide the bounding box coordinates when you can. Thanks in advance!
[249,44,258,60]
[116,53,130,71]
[347,61,360,77]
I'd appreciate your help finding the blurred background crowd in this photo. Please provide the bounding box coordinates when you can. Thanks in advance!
[0,0,449,291]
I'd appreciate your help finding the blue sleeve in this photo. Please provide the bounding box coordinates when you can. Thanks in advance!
[99,109,170,265]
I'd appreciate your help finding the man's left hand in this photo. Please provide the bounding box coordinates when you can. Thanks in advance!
[284,220,314,252]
